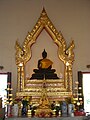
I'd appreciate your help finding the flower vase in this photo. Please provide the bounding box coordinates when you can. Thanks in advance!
[22,104,27,116]
[61,101,67,117]
[68,104,74,117]
[13,104,18,117]
[21,100,28,116]
[7,105,13,117]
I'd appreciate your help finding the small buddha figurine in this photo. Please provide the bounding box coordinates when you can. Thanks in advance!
[30,49,59,80]
[39,95,49,109]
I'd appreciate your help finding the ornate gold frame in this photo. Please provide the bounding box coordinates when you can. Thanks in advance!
[15,8,75,101]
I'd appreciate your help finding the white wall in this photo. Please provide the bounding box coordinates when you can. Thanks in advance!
[0,0,90,96]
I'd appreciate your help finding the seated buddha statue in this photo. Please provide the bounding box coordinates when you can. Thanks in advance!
[30,49,59,80]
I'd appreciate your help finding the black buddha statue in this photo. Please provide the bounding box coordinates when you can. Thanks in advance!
[30,49,59,80]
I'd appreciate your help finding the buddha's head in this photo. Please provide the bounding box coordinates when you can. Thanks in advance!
[42,49,47,59]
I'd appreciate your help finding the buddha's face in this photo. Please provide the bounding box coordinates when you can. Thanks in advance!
[42,54,47,59]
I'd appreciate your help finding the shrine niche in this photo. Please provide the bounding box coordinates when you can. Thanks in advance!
[15,8,75,103]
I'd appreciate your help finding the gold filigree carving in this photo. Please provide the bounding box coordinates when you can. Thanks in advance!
[15,8,75,102]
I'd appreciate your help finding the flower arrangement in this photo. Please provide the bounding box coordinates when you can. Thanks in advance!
[13,97,22,104]
[22,96,29,107]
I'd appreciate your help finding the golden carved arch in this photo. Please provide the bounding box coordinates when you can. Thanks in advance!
[15,8,75,101]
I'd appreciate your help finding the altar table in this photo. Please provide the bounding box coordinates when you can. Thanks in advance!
[5,116,88,120]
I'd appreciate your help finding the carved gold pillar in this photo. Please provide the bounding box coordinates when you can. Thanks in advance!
[64,64,68,90]
[17,63,24,92]
[65,62,73,92]
[68,63,73,92]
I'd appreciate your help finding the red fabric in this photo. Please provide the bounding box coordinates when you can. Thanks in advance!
[74,111,86,116]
